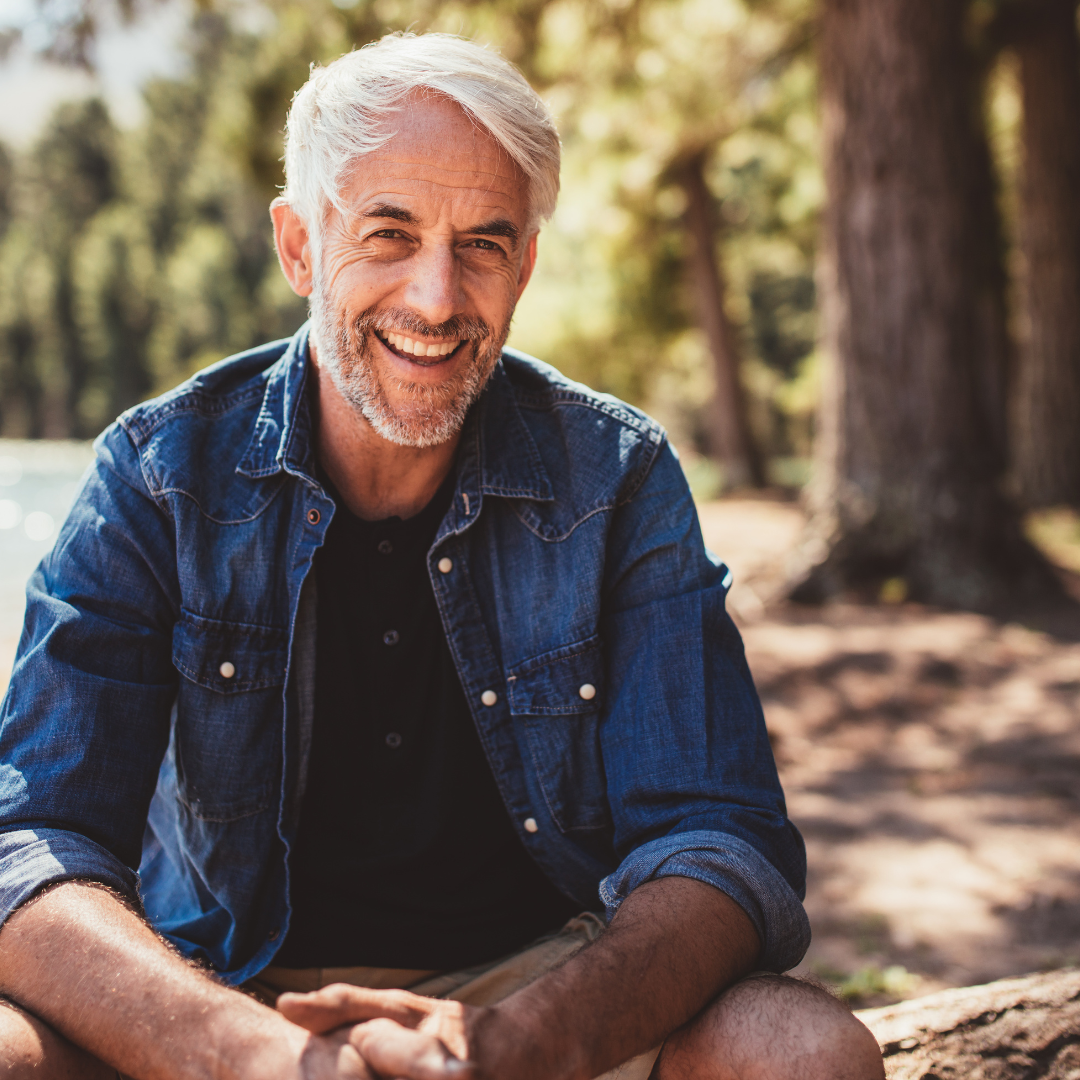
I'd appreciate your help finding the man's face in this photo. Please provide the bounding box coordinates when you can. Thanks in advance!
[308,93,537,448]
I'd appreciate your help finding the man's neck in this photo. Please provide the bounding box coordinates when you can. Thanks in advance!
[312,359,459,522]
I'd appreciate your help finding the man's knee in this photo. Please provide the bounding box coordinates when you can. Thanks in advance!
[0,999,114,1080]
[655,973,885,1080]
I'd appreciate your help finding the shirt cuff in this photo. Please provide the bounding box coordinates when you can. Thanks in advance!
[599,829,811,973]
[0,828,141,925]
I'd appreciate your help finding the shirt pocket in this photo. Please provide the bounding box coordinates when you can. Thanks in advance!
[171,611,288,821]
[507,636,611,832]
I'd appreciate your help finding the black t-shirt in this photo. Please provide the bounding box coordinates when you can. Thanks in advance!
[276,472,583,970]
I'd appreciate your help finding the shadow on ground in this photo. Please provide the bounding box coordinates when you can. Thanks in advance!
[700,498,1080,1008]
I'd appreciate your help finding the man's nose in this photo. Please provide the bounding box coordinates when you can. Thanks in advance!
[404,243,466,328]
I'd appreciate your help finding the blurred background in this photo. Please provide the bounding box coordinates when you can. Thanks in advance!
[1,0,1079,1010]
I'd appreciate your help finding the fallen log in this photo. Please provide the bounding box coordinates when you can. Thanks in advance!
[855,968,1080,1078]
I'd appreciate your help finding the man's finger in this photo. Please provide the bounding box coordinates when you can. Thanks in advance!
[297,1028,378,1080]
[278,984,430,1034]
[350,1018,476,1080]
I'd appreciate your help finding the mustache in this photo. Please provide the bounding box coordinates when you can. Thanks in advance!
[353,307,491,342]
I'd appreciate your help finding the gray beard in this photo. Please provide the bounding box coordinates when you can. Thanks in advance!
[309,278,509,449]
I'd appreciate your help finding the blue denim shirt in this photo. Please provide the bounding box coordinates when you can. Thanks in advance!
[0,324,809,981]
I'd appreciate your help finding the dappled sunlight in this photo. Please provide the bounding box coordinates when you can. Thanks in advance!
[700,496,1080,1007]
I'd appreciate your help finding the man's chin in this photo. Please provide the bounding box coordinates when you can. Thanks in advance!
[360,399,467,449]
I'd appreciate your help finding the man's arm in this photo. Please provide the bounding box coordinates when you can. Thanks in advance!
[0,882,371,1080]
[279,875,760,1080]
[486,876,759,1077]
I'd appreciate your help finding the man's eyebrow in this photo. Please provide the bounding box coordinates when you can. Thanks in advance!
[467,218,521,248]
[361,203,420,225]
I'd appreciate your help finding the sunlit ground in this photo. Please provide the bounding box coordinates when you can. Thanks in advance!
[697,495,1080,1007]
[2,439,1080,1008]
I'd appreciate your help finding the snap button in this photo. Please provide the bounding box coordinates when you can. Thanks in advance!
[307,508,321,525]
[385,732,402,749]
[383,629,400,646]
[219,661,236,679]
[578,683,596,701]
[481,689,498,707]
[523,817,539,833]
[438,557,453,573]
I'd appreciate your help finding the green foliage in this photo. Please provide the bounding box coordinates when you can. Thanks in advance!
[72,204,157,431]
[506,0,822,452]
[813,961,919,1006]
[0,0,822,450]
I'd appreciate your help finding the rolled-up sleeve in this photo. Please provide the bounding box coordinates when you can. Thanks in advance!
[0,424,179,924]
[599,442,809,973]
[0,828,142,924]
[600,831,810,973]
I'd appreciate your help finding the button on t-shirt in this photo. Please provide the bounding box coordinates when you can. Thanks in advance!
[276,471,584,970]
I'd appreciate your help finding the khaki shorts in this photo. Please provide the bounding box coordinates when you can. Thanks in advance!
[247,913,659,1080]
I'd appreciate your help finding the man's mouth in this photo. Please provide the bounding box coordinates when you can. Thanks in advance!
[376,329,464,363]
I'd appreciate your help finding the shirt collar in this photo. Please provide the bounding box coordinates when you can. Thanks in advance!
[235,322,553,503]
[235,323,314,481]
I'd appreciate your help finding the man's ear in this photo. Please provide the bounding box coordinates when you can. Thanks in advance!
[515,232,539,301]
[270,197,314,298]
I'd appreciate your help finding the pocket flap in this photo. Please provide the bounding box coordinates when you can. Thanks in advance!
[507,636,604,716]
[172,611,288,694]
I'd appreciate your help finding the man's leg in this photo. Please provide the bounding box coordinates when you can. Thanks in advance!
[651,974,884,1080]
[0,998,115,1080]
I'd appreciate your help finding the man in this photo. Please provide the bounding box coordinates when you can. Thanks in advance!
[0,32,883,1080]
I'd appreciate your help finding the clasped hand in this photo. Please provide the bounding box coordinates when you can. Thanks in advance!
[280,984,491,1080]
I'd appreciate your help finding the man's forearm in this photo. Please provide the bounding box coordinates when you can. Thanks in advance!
[481,877,761,1080]
[0,882,307,1080]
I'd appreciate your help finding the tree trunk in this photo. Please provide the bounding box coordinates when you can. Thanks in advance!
[1011,0,1080,507]
[856,968,1080,1078]
[792,0,1056,610]
[679,153,766,490]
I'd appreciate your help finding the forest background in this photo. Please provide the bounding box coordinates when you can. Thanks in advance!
[4,0,1080,614]
[0,0,828,487]
[3,0,1080,1039]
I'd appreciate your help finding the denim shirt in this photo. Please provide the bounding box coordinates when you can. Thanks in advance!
[0,324,809,981]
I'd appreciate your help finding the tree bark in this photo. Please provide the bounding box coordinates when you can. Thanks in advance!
[679,153,766,490]
[1011,0,1080,507]
[792,0,1056,610]
[856,968,1080,1078]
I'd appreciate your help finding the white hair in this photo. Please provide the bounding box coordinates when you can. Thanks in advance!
[282,32,560,238]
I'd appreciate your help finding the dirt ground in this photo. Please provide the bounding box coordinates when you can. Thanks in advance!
[700,497,1080,1007]
[1,492,1078,1009]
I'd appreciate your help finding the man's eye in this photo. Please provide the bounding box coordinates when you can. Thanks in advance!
[468,239,501,251]
[374,229,407,239]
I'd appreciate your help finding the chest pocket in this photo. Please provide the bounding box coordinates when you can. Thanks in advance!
[171,611,288,821]
[508,636,611,832]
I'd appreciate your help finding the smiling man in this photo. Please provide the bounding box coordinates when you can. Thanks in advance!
[0,32,883,1080]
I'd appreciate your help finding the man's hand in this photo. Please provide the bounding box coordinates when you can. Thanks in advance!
[279,877,762,1080]
[281,986,481,1080]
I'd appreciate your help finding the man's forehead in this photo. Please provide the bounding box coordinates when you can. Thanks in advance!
[341,160,527,231]
[351,156,520,196]
[338,94,528,214]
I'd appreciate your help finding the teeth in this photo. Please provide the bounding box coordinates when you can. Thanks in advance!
[379,331,461,358]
